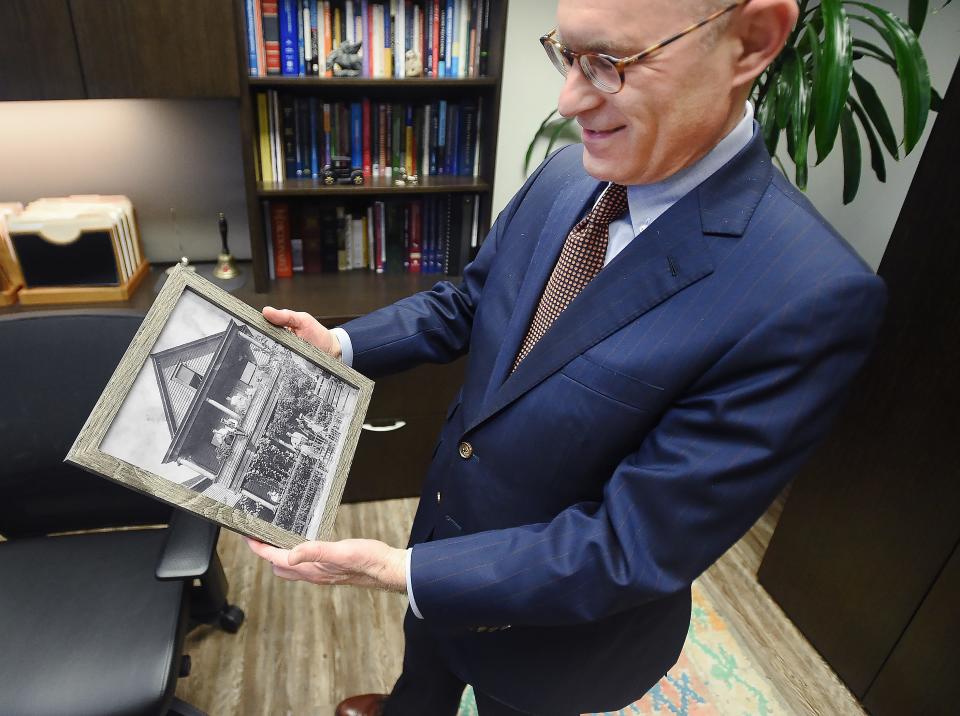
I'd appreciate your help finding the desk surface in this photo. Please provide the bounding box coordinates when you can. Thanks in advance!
[0,263,453,323]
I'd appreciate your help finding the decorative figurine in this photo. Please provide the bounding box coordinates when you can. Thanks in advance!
[213,212,240,280]
[322,156,365,186]
[166,207,196,275]
[326,41,363,77]
[405,49,423,78]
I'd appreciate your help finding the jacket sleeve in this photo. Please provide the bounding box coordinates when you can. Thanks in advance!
[408,272,887,627]
[339,148,569,379]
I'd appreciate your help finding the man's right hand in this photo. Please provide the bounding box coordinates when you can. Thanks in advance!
[262,306,342,360]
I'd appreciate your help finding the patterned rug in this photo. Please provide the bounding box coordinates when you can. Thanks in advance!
[457,581,789,716]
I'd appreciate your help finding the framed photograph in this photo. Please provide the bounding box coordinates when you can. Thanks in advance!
[66,264,373,549]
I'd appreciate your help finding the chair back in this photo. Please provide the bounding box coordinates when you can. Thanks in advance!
[0,310,171,538]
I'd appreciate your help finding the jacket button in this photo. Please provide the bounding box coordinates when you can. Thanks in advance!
[458,441,474,459]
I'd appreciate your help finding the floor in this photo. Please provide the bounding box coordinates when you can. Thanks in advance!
[174,494,865,715]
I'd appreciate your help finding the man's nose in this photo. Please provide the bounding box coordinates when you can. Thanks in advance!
[557,60,604,119]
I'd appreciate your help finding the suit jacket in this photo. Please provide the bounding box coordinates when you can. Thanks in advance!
[340,128,887,713]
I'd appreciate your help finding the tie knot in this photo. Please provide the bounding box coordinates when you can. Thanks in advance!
[590,183,628,226]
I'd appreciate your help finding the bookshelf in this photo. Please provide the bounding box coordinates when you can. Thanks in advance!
[232,0,509,292]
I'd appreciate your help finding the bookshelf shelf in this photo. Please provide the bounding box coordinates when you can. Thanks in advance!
[258,176,490,197]
[248,77,497,89]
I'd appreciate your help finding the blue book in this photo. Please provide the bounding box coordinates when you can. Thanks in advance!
[445,0,455,78]
[309,98,320,178]
[296,1,305,75]
[244,0,259,75]
[437,100,447,175]
[448,103,460,175]
[279,0,299,75]
[350,102,363,170]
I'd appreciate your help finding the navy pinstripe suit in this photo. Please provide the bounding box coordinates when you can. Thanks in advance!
[339,128,887,712]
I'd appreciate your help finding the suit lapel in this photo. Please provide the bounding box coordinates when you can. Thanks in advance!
[480,173,603,406]
[467,190,714,434]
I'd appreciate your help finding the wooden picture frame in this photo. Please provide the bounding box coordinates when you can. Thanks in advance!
[66,264,374,549]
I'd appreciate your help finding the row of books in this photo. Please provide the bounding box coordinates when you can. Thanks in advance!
[245,0,492,79]
[264,194,480,277]
[256,91,481,182]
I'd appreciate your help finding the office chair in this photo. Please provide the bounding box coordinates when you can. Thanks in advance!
[0,310,244,716]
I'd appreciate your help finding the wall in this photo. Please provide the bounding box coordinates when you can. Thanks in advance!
[492,1,960,272]
[0,99,250,263]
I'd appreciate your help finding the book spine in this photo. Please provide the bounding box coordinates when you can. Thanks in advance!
[405,104,415,177]
[450,0,459,78]
[308,0,319,74]
[409,199,422,273]
[257,93,273,182]
[395,0,405,79]
[436,99,447,175]
[350,102,363,169]
[310,97,320,177]
[301,1,312,74]
[263,200,276,279]
[270,202,294,278]
[424,0,433,77]
[467,0,477,77]
[384,103,393,179]
[444,0,454,77]
[366,205,375,269]
[323,1,333,76]
[345,0,355,43]
[262,1,282,74]
[384,2,393,80]
[362,98,372,178]
[458,0,469,78]
[281,94,297,179]
[322,102,333,166]
[333,2,342,48]
[296,1,306,74]
[478,0,489,76]
[360,0,370,77]
[295,96,308,176]
[246,0,260,75]
[279,0,299,74]
[460,99,475,176]
[437,0,447,77]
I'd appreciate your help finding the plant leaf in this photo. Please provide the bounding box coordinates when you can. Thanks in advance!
[849,4,931,154]
[852,39,897,70]
[813,0,854,163]
[851,71,899,158]
[931,87,943,111]
[840,104,862,203]
[787,51,811,189]
[909,0,929,35]
[758,93,781,155]
[849,97,886,182]
[523,108,559,176]
[544,118,580,157]
[776,48,800,129]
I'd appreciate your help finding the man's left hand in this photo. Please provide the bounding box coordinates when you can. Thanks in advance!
[244,537,407,593]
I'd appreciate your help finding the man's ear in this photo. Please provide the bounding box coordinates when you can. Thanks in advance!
[729,0,799,90]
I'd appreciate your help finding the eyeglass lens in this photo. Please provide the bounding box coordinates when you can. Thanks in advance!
[543,40,622,93]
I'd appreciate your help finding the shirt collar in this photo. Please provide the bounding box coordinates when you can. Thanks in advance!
[625,101,755,236]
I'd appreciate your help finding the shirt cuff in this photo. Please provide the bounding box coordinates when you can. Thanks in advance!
[406,547,424,619]
[329,327,353,367]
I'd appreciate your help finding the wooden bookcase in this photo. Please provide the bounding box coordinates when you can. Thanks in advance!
[230,0,510,293]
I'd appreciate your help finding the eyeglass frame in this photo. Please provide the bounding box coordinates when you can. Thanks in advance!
[540,0,752,94]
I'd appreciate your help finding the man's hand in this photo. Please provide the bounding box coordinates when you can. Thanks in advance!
[244,537,408,593]
[262,306,341,360]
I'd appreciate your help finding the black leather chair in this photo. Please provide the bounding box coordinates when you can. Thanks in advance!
[0,310,244,716]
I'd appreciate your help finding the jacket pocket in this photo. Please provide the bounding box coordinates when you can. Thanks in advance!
[559,355,665,411]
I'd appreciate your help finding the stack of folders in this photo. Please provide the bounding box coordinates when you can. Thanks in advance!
[6,195,148,305]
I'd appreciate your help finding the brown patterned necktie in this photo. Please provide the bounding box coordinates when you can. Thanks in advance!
[513,183,629,371]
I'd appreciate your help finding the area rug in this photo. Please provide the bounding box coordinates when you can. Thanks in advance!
[457,581,789,716]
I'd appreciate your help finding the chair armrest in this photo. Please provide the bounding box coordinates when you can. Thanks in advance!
[155,509,220,581]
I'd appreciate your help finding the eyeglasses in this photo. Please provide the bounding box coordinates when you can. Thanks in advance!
[540,0,750,94]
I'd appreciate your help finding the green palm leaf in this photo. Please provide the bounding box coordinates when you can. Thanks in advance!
[909,0,929,34]
[839,104,862,203]
[813,0,854,163]
[851,71,899,158]
[849,97,886,182]
[848,3,931,154]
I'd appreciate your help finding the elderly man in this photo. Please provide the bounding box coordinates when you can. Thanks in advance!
[246,0,887,713]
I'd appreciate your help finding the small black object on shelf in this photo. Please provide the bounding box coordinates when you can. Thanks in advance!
[322,156,364,186]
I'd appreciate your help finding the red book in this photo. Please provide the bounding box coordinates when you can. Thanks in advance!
[378,103,387,179]
[323,1,333,78]
[262,1,281,75]
[362,98,372,178]
[269,201,293,278]
[409,200,422,274]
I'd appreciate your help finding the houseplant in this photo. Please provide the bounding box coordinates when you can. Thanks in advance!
[524,0,951,204]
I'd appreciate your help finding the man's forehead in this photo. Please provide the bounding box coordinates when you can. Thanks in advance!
[555,0,684,54]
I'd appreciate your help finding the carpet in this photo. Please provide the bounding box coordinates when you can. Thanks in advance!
[457,581,789,716]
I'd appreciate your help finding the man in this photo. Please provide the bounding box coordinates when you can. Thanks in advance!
[247,0,887,713]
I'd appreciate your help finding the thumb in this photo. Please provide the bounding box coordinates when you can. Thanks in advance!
[262,306,301,330]
[289,540,326,566]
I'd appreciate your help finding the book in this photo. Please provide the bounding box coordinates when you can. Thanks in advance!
[279,0,299,75]
[262,1,282,74]
[269,201,294,278]
[245,0,260,75]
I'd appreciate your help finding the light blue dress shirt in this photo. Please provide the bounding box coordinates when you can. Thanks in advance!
[330,102,755,619]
